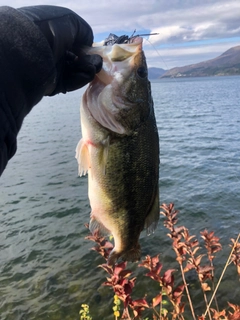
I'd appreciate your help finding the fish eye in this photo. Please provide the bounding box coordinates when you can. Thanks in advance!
[137,66,147,79]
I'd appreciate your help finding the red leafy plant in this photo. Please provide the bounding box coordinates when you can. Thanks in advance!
[230,237,240,277]
[84,204,240,320]
[160,203,240,320]
[138,254,185,320]
[86,232,149,319]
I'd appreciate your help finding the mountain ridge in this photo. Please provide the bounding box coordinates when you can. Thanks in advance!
[148,67,167,79]
[161,45,240,78]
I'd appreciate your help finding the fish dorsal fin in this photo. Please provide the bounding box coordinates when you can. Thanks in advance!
[75,139,90,176]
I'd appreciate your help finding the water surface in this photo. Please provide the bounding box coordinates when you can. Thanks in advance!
[1,76,240,319]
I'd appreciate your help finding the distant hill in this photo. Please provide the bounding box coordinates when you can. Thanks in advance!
[148,67,167,79]
[161,45,240,78]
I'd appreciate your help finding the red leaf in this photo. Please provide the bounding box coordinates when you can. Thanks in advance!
[198,265,214,274]
[138,255,151,269]
[210,308,226,319]
[123,282,133,295]
[146,271,160,282]
[119,269,132,279]
[175,226,186,234]
[162,269,176,285]
[119,278,128,287]
[114,261,127,275]
[132,298,149,308]
[127,277,136,290]
[201,283,211,291]
[173,285,185,297]
[154,262,163,275]
[183,263,194,273]
[152,293,162,307]
[102,281,113,287]
[151,254,160,267]
[195,254,205,266]
[98,263,113,275]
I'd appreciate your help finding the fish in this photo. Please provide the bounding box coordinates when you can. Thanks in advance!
[75,36,159,265]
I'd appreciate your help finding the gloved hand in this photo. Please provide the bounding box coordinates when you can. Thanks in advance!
[18,5,102,95]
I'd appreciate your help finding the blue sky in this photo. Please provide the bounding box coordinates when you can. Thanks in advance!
[5,0,240,69]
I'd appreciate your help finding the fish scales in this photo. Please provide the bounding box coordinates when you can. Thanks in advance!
[76,37,159,265]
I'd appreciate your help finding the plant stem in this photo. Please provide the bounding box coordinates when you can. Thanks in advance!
[153,306,161,319]
[210,260,219,312]
[204,233,240,317]
[201,289,212,320]
[159,287,162,320]
[124,307,131,320]
[179,262,197,320]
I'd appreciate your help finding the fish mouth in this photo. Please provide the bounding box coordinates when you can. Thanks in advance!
[83,38,145,135]
[89,37,143,86]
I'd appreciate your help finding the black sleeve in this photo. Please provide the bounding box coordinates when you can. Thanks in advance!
[17,5,101,95]
[0,6,56,176]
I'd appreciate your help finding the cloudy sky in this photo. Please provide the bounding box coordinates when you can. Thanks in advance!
[4,0,240,69]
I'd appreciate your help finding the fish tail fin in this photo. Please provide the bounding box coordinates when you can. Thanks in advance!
[144,191,159,235]
[107,245,141,265]
[89,216,111,237]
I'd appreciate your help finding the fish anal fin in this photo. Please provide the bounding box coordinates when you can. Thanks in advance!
[144,191,160,236]
[89,216,111,237]
[75,139,90,176]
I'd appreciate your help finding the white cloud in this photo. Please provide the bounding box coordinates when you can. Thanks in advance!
[4,0,240,68]
[145,40,240,69]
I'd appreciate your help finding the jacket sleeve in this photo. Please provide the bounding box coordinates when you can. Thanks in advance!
[0,6,56,176]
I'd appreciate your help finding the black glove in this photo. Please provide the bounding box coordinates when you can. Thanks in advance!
[18,5,102,95]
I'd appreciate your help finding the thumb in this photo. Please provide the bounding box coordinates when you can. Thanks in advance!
[49,53,102,95]
[64,54,103,93]
[74,54,103,74]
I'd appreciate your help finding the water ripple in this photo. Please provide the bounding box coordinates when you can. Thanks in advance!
[1,78,240,319]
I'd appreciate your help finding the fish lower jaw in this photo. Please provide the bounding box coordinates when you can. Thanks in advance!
[107,244,141,266]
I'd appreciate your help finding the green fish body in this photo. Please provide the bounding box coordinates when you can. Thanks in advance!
[76,38,159,265]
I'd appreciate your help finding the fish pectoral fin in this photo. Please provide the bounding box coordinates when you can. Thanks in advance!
[99,136,110,175]
[75,139,90,176]
[89,216,111,237]
[144,191,160,235]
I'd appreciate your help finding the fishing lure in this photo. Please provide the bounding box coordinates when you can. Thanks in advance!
[104,30,159,46]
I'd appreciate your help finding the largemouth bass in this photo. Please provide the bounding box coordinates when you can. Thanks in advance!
[76,37,159,265]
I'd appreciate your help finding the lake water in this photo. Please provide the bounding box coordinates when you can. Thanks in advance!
[0,76,240,319]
